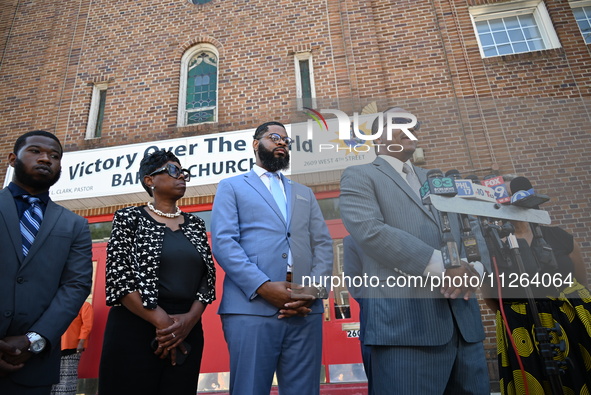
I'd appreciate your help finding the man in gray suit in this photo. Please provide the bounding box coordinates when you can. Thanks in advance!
[211,121,333,394]
[0,131,93,395]
[343,235,374,395]
[339,109,489,394]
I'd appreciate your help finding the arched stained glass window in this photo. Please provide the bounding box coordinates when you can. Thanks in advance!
[186,50,217,124]
[178,44,219,126]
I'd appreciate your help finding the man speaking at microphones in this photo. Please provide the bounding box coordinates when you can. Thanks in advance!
[340,108,489,394]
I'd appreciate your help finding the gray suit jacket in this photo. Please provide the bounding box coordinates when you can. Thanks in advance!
[339,157,485,347]
[0,188,93,387]
[211,170,333,316]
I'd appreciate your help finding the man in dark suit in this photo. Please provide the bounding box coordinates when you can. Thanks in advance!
[342,235,374,395]
[0,131,93,395]
[339,109,489,394]
[211,121,333,395]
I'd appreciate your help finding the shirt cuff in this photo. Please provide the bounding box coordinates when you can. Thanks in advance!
[250,279,270,300]
[423,250,444,277]
[469,261,485,279]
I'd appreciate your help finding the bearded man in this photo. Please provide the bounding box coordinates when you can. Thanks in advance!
[211,121,333,395]
[0,130,93,395]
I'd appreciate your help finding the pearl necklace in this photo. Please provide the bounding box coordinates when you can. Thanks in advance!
[147,202,182,218]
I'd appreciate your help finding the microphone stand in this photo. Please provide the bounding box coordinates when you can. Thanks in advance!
[447,171,480,264]
[481,219,565,395]
[439,210,462,268]
[480,217,513,270]
[529,222,559,275]
[459,214,481,263]
[422,171,462,269]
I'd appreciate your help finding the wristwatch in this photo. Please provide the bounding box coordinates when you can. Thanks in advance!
[26,332,46,354]
[313,284,329,299]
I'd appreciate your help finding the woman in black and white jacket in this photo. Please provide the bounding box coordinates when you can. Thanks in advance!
[98,150,215,395]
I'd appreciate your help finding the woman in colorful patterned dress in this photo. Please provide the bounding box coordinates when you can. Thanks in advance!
[486,177,591,394]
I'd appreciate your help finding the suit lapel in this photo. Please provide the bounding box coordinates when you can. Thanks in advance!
[373,157,437,224]
[0,189,25,263]
[22,200,62,266]
[243,170,287,225]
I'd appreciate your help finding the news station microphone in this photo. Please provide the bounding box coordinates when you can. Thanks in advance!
[445,170,482,263]
[465,175,480,185]
[419,169,462,268]
[480,174,511,204]
[451,174,497,203]
[445,169,461,180]
[509,176,550,208]
[449,172,503,268]
[419,169,458,203]
[429,169,442,177]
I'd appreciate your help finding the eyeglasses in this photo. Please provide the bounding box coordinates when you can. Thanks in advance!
[149,163,191,181]
[259,133,293,146]
[391,118,421,131]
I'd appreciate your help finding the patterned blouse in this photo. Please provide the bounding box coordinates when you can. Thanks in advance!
[105,206,215,309]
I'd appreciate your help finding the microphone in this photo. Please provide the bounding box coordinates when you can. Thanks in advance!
[509,176,550,208]
[482,175,511,204]
[445,170,482,263]
[454,180,497,202]
[419,169,458,202]
[465,175,481,185]
[445,169,461,180]
[445,170,496,202]
[420,169,461,268]
[429,169,442,177]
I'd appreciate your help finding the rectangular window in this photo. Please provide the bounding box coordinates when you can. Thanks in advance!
[89,221,113,242]
[470,1,561,58]
[571,1,591,44]
[294,52,316,110]
[317,197,340,220]
[86,84,108,139]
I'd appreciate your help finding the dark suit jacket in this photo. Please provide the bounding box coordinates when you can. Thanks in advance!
[0,188,93,387]
[339,157,485,347]
[343,235,366,341]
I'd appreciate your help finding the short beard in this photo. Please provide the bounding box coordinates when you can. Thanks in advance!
[14,158,61,191]
[257,143,290,173]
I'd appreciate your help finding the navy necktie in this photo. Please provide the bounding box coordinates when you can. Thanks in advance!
[265,172,287,220]
[20,195,43,257]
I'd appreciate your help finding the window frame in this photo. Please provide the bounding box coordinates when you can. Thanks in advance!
[570,0,591,44]
[469,0,561,58]
[177,43,219,126]
[85,83,108,139]
[294,51,317,110]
